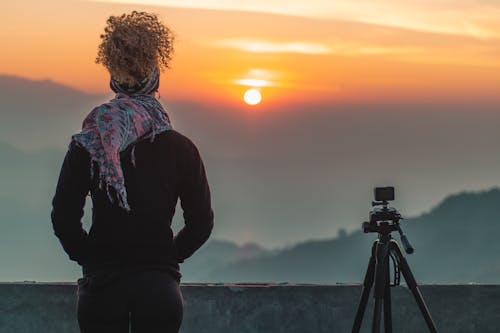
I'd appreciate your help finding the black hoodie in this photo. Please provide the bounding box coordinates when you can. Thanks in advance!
[51,130,214,281]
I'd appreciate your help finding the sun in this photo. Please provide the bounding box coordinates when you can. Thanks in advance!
[243,89,262,105]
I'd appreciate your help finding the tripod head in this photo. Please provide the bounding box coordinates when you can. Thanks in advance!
[362,187,414,254]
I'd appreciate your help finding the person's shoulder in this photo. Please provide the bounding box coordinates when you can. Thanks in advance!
[63,140,91,169]
[68,140,90,158]
[157,129,200,151]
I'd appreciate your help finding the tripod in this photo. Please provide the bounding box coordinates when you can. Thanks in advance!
[351,222,438,333]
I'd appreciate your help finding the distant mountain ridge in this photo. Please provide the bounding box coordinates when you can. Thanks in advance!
[180,240,270,282]
[1,137,499,283]
[0,75,105,151]
[182,188,500,283]
[0,74,100,99]
[2,74,500,283]
[3,74,500,251]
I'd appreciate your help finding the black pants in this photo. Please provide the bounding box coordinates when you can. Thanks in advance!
[77,269,183,333]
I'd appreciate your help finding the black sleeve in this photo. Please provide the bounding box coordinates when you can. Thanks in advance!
[173,142,214,263]
[51,141,91,265]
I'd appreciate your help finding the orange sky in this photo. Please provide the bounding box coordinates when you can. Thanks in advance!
[2,0,500,107]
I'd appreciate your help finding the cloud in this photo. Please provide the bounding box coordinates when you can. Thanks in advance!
[211,39,424,57]
[235,79,269,87]
[89,0,500,39]
[213,39,332,54]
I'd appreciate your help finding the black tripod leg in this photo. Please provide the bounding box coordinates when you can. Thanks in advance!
[352,242,377,333]
[383,257,392,333]
[371,241,390,333]
[392,244,438,333]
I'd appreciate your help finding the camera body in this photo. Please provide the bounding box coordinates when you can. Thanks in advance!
[374,186,394,202]
[363,186,402,233]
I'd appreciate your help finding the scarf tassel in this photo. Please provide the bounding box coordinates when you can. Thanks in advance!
[89,159,132,212]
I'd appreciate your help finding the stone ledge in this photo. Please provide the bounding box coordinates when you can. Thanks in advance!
[0,283,499,332]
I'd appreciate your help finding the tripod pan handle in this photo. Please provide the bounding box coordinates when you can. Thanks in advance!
[401,235,414,254]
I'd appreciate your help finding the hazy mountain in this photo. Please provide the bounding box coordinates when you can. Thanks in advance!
[3,75,500,249]
[0,139,268,281]
[0,142,86,281]
[197,189,500,284]
[180,240,270,282]
[0,131,499,283]
[2,75,500,282]
[0,75,106,151]
[0,75,369,248]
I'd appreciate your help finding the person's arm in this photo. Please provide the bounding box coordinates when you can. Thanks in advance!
[173,142,214,263]
[51,141,91,265]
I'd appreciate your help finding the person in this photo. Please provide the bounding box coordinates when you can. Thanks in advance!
[50,11,214,333]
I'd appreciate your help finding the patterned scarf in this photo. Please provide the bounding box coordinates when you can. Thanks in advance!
[71,90,172,211]
[110,67,160,95]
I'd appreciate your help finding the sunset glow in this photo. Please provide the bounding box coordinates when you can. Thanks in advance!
[1,1,500,105]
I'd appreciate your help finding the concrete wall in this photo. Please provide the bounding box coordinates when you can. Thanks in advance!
[0,283,499,332]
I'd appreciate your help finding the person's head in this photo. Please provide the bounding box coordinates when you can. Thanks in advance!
[96,11,174,93]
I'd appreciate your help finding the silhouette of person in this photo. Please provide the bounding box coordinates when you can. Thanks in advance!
[51,11,214,332]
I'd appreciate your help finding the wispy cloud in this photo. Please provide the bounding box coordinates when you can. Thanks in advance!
[235,78,269,87]
[350,46,423,56]
[89,0,500,39]
[213,40,332,55]
[211,39,424,57]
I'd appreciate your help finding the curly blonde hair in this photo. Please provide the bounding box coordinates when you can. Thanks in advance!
[96,11,174,86]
